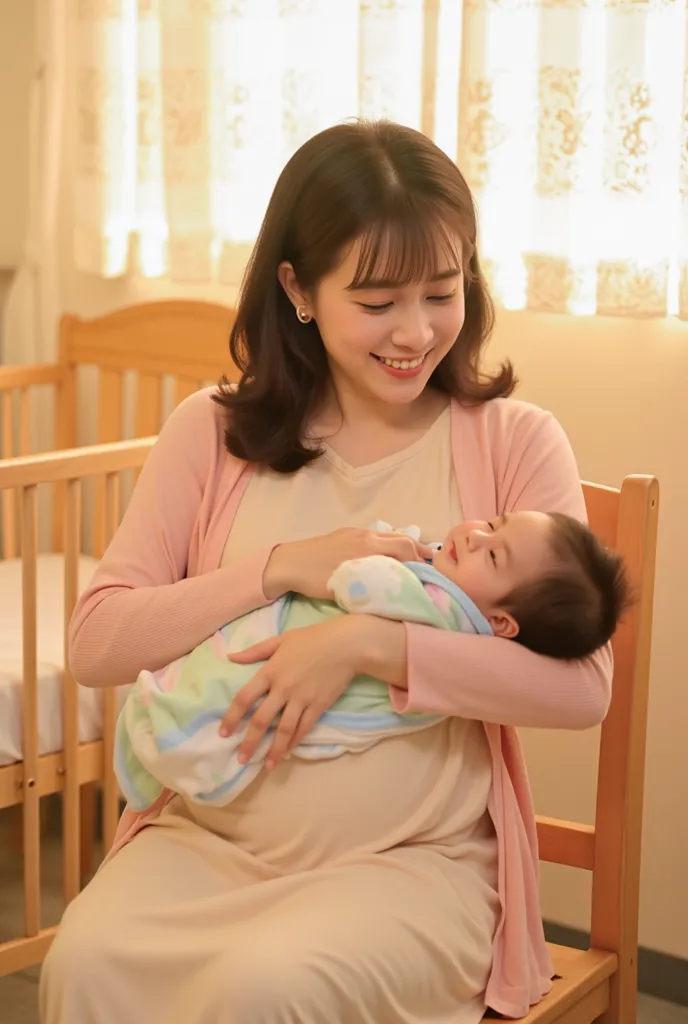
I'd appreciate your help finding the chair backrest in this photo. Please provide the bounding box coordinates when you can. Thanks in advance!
[535,475,659,1017]
[0,300,239,558]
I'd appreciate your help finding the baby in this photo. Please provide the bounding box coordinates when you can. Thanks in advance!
[428,509,630,660]
[114,510,629,810]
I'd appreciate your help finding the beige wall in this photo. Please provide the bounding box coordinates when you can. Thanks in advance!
[0,0,33,268]
[489,311,687,960]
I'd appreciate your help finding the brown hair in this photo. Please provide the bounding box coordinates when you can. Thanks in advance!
[212,118,515,472]
[503,513,632,660]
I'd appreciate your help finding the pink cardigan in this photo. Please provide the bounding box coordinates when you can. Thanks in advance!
[69,389,612,1019]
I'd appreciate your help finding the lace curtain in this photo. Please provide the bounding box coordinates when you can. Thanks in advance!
[73,0,462,286]
[459,0,688,319]
[73,0,688,319]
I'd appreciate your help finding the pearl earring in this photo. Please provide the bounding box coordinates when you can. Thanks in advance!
[296,305,312,324]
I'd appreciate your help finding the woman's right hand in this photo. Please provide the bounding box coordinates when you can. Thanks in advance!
[262,527,433,601]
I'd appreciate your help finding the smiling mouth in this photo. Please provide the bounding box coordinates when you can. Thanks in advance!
[372,353,427,371]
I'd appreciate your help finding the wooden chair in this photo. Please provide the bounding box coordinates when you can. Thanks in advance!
[513,475,659,1024]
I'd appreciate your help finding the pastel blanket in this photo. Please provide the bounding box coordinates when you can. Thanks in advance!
[114,555,492,809]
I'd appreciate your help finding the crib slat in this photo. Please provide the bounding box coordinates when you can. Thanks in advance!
[102,471,121,850]
[1,389,13,453]
[19,388,31,456]
[62,478,82,903]
[1,391,17,558]
[52,363,78,553]
[136,373,163,437]
[98,370,124,444]
[134,374,162,486]
[94,370,124,558]
[21,484,41,937]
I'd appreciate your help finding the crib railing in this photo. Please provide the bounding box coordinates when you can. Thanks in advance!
[0,437,155,976]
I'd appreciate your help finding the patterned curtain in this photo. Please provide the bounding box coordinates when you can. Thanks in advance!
[73,0,462,287]
[74,0,688,319]
[459,0,688,319]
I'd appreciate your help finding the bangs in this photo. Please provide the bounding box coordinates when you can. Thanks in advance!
[347,206,471,290]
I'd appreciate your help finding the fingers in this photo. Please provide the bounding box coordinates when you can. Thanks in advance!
[219,674,271,738]
[376,533,431,563]
[284,707,323,760]
[234,689,287,763]
[228,635,281,664]
[261,701,306,769]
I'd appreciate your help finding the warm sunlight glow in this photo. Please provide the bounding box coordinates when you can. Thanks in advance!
[74,0,688,318]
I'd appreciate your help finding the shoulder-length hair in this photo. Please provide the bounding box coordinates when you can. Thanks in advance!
[213,119,515,472]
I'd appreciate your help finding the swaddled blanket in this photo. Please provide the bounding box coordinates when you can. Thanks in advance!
[115,551,492,810]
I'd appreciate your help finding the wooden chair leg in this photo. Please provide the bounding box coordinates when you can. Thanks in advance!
[596,956,637,1024]
[79,783,97,881]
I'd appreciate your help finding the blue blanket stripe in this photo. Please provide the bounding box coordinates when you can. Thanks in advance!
[154,704,444,753]
[115,725,156,809]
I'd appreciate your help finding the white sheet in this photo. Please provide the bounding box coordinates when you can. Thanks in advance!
[0,554,130,767]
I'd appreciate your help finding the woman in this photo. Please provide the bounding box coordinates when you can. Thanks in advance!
[40,120,611,1024]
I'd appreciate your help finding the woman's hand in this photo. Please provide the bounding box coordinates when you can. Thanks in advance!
[262,527,432,601]
[219,615,407,769]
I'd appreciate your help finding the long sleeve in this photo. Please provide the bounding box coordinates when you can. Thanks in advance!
[391,404,613,730]
[69,391,274,688]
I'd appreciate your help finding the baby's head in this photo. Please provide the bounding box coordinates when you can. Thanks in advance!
[433,511,630,659]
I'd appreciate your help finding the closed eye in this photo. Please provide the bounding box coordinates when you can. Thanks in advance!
[486,522,498,566]
[360,291,457,313]
[361,302,393,312]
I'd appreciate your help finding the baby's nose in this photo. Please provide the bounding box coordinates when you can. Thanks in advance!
[466,528,491,550]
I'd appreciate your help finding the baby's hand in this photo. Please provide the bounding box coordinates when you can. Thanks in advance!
[328,555,411,616]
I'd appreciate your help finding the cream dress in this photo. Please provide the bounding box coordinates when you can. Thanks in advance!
[40,407,500,1024]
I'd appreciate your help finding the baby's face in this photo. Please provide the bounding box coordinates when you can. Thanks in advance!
[432,511,555,628]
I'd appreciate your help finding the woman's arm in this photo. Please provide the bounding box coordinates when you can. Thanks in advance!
[391,631,611,730]
[388,408,613,730]
[69,392,275,688]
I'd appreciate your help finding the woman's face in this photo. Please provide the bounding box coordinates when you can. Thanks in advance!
[280,232,466,413]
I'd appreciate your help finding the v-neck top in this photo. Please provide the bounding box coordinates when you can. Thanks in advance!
[220,405,462,565]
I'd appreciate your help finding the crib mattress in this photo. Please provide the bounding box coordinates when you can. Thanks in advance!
[0,554,130,767]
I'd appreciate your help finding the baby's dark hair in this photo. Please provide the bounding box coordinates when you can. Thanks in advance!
[502,513,632,660]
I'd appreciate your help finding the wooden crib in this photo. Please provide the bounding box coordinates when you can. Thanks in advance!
[0,437,156,975]
[0,299,237,557]
[0,300,238,974]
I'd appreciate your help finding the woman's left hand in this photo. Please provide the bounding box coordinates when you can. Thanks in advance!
[218,614,406,769]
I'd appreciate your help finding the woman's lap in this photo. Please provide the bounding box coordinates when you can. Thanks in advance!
[40,821,498,1024]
